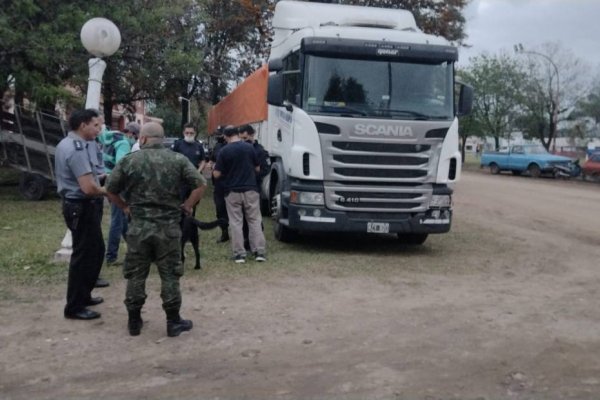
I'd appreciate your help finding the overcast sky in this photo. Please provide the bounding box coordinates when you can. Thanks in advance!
[458,0,600,69]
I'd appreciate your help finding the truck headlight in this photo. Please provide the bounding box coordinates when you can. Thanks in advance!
[430,195,451,208]
[290,191,324,206]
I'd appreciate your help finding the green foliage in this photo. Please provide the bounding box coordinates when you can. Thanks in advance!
[574,77,600,126]
[198,0,275,104]
[0,0,89,109]
[1,0,204,117]
[304,0,468,44]
[151,101,182,137]
[458,54,527,150]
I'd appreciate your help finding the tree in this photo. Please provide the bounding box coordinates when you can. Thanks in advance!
[0,0,90,110]
[197,0,274,106]
[458,53,527,151]
[1,0,205,125]
[303,0,468,43]
[515,43,589,150]
[573,75,600,131]
[83,1,204,125]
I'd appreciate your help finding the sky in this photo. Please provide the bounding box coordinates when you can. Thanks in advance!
[458,0,600,69]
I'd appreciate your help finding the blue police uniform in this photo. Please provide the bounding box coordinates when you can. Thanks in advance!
[172,138,206,215]
[55,132,105,317]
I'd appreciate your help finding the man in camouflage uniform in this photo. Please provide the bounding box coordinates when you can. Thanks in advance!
[106,122,207,337]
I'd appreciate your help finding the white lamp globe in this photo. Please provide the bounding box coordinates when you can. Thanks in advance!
[80,18,121,57]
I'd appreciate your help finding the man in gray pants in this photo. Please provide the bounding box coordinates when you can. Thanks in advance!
[213,126,266,263]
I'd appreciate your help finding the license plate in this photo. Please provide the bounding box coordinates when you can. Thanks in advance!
[367,222,389,233]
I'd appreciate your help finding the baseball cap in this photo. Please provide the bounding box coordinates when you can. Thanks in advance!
[124,121,141,136]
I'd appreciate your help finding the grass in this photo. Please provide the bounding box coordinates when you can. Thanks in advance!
[0,166,500,291]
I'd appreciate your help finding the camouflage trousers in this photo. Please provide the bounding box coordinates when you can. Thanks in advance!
[123,221,183,315]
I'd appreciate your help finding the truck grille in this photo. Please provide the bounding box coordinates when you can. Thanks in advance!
[316,118,448,213]
[323,139,434,212]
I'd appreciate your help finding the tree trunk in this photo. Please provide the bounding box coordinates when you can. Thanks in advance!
[494,135,500,151]
[460,134,467,163]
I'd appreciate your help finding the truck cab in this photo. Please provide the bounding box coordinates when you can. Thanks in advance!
[261,1,472,243]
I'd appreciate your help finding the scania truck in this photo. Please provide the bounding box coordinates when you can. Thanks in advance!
[208,0,473,244]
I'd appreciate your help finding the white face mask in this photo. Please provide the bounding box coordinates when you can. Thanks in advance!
[184,135,195,143]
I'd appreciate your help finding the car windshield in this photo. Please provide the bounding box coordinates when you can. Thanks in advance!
[303,55,454,120]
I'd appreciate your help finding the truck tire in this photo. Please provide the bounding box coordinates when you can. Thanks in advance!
[489,163,500,175]
[19,173,49,201]
[397,233,428,245]
[528,164,541,178]
[272,180,297,242]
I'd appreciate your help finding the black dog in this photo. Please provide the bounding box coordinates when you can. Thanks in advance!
[181,216,222,270]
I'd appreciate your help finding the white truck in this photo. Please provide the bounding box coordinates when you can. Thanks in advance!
[211,0,473,244]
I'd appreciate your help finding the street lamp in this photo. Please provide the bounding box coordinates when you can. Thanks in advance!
[514,43,560,151]
[80,18,121,109]
[54,18,121,262]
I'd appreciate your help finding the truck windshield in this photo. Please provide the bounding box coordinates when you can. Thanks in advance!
[303,55,454,120]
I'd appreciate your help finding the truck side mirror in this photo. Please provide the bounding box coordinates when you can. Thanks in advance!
[267,74,285,107]
[268,58,283,72]
[457,83,473,116]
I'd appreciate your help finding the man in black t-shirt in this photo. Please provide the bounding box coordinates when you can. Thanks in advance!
[213,126,266,263]
[239,124,269,250]
[210,130,229,242]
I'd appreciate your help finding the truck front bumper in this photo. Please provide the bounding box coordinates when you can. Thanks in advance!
[285,204,452,234]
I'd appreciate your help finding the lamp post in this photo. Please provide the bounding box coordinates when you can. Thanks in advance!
[54,18,121,262]
[514,43,560,151]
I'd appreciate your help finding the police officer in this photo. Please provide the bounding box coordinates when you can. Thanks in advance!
[55,109,107,320]
[172,124,206,215]
[106,122,207,337]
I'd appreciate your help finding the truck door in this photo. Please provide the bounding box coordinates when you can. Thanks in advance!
[508,145,527,170]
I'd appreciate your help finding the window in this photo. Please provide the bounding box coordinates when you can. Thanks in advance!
[283,51,301,104]
[303,55,453,120]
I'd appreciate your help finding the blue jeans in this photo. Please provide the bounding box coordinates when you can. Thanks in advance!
[106,202,128,262]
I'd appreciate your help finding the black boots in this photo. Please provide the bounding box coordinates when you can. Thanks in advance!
[128,310,143,336]
[166,311,193,337]
[216,227,229,243]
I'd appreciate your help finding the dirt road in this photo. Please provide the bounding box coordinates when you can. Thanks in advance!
[1,171,600,399]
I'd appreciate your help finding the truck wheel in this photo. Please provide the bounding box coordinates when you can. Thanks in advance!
[397,233,428,245]
[528,164,541,178]
[272,181,297,242]
[19,173,49,201]
[591,172,600,183]
[489,163,500,175]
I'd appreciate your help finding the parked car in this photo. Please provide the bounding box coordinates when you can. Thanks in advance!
[162,137,177,149]
[582,153,600,182]
[480,144,573,178]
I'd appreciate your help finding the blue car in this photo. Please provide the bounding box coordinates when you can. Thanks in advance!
[480,144,573,178]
